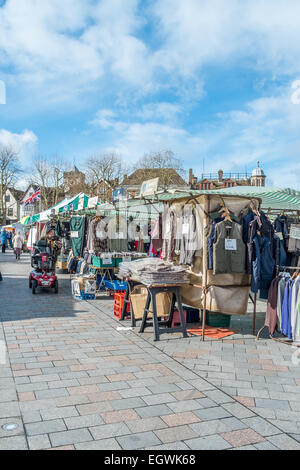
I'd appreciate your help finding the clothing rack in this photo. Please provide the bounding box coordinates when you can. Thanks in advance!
[257,265,300,345]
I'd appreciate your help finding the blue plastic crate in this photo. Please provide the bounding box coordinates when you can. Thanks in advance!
[104,280,127,291]
[75,291,96,301]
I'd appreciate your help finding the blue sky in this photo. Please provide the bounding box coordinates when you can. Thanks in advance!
[1,0,300,189]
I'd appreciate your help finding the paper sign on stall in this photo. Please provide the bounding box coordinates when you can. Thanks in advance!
[225,239,237,250]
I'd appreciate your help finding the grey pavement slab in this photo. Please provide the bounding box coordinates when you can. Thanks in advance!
[117,431,162,450]
[1,252,300,450]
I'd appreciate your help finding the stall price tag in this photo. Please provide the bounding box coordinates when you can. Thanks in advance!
[70,231,79,238]
[225,239,237,250]
[102,257,112,265]
[182,223,189,235]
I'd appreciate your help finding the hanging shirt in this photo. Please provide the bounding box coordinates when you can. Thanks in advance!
[277,276,289,332]
[295,293,300,342]
[291,277,300,341]
[281,280,294,339]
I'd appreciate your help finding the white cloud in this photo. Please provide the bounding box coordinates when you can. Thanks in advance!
[91,81,300,190]
[152,0,300,77]
[0,129,38,161]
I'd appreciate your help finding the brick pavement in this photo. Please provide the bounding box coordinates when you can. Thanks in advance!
[0,251,300,450]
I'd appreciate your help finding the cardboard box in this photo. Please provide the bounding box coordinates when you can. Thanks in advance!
[130,285,172,320]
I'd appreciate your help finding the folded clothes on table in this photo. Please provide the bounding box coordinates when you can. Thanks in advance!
[118,258,189,286]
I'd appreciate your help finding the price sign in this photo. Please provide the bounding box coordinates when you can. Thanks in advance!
[225,239,237,250]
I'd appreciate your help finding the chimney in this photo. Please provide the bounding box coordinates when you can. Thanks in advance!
[189,169,194,185]
[218,169,223,183]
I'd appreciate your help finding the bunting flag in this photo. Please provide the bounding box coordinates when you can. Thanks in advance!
[24,187,41,206]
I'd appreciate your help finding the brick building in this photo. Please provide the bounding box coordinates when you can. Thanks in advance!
[189,161,266,190]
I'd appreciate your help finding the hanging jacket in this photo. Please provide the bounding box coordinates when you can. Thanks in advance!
[251,235,275,297]
[70,216,86,258]
[207,217,223,270]
[242,210,255,244]
[247,212,274,274]
[213,220,246,275]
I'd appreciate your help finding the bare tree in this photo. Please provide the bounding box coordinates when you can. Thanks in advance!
[86,152,127,201]
[29,154,68,209]
[0,145,21,224]
[135,149,186,189]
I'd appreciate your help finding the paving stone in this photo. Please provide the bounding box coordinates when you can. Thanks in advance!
[190,417,246,436]
[0,402,20,418]
[126,417,167,433]
[146,441,190,450]
[204,389,234,404]
[117,431,161,450]
[22,411,42,424]
[266,434,300,450]
[100,409,139,423]
[35,388,69,400]
[0,435,28,450]
[161,411,200,427]
[222,402,256,419]
[255,398,291,410]
[89,422,131,440]
[254,441,280,450]
[49,428,93,447]
[194,407,232,421]
[28,434,52,450]
[76,402,113,416]
[241,417,282,437]
[119,387,152,399]
[65,414,104,429]
[220,428,265,447]
[185,434,232,450]
[268,419,300,434]
[141,393,176,406]
[25,419,67,436]
[75,438,122,450]
[155,425,197,444]
[136,404,173,419]
[109,397,146,410]
[171,390,205,401]
[98,381,130,392]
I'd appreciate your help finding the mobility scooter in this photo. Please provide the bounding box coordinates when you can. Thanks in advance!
[29,240,58,294]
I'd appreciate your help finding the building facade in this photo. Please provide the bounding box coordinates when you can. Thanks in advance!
[2,188,24,224]
[121,168,188,198]
[189,162,266,190]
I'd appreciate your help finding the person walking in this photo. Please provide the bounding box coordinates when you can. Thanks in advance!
[13,231,24,260]
[7,231,13,249]
[0,229,8,253]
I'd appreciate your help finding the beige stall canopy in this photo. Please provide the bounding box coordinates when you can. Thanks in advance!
[160,192,261,317]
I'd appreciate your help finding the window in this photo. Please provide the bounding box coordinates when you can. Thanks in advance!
[7,208,13,217]
[5,195,10,202]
